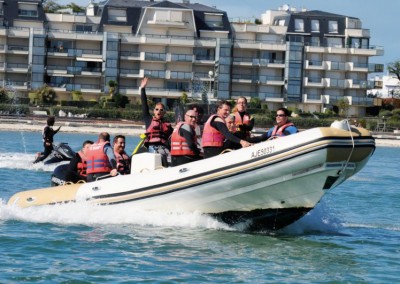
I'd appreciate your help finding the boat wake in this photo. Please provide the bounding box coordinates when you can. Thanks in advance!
[0,152,65,172]
[0,197,350,235]
[0,199,233,231]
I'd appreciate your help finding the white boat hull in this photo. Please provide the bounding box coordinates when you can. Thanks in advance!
[7,121,375,231]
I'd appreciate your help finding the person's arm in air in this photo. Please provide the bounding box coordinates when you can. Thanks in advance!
[140,77,152,128]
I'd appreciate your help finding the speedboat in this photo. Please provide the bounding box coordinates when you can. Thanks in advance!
[7,120,375,231]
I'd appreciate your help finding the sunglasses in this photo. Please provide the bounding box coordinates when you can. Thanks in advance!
[275,114,286,117]
[155,108,164,112]
[186,115,197,119]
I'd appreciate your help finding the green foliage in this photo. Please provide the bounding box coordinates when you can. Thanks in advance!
[180,92,188,105]
[387,60,400,81]
[33,84,56,104]
[0,88,9,103]
[0,104,29,115]
[71,91,83,101]
[254,18,262,25]
[113,93,129,108]
[336,97,350,116]
[249,97,261,109]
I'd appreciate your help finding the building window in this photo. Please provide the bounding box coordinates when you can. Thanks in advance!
[310,36,320,47]
[328,21,338,33]
[294,19,304,32]
[75,25,92,32]
[33,55,43,64]
[108,8,127,22]
[18,3,38,17]
[107,59,117,68]
[204,13,223,27]
[311,20,320,32]
[107,41,118,51]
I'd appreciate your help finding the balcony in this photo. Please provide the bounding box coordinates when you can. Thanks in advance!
[262,93,284,102]
[144,69,166,79]
[170,71,192,80]
[169,54,194,63]
[304,77,326,87]
[74,84,102,93]
[259,75,285,85]
[232,74,258,83]
[305,60,325,70]
[303,94,323,104]
[7,45,29,54]
[76,49,103,62]
[145,52,166,62]
[327,61,346,71]
[121,87,183,98]
[119,68,143,78]
[349,79,368,89]
[328,78,346,88]
[6,63,30,73]
[120,51,142,60]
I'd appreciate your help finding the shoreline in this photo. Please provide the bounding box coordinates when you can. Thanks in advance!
[1,116,399,147]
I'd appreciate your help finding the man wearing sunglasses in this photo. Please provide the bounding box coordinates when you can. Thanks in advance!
[140,77,173,166]
[170,110,202,166]
[250,107,298,142]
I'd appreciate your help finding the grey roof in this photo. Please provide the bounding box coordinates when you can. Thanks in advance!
[295,10,358,20]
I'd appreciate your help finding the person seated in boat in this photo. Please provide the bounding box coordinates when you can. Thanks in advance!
[249,107,298,143]
[65,140,94,183]
[170,110,203,167]
[188,104,205,154]
[224,114,242,150]
[113,135,131,175]
[202,100,252,159]
[86,132,118,182]
[34,116,61,163]
[140,77,173,167]
[232,96,254,139]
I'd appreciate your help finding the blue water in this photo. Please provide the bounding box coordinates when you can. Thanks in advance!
[0,130,399,282]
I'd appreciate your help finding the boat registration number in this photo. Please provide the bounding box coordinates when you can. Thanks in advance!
[251,146,275,158]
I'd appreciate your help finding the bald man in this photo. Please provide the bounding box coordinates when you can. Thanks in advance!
[170,110,202,166]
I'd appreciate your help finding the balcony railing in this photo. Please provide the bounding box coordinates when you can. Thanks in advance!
[145,53,166,61]
[194,55,215,61]
[7,45,29,51]
[171,54,193,62]
[120,68,140,75]
[144,70,166,78]
[170,71,192,80]
[120,51,140,57]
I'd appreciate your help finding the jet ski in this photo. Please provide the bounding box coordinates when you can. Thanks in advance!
[34,142,75,165]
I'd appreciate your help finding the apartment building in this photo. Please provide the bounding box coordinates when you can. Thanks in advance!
[0,0,383,116]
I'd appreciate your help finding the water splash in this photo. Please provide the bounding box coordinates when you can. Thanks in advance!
[0,152,66,171]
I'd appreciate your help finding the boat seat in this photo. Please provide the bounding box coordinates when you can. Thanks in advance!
[131,152,163,174]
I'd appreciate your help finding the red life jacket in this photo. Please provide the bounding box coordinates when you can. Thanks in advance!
[233,111,251,137]
[86,141,112,174]
[170,122,196,156]
[145,118,171,145]
[77,150,88,177]
[202,115,225,147]
[271,122,295,137]
[115,151,130,174]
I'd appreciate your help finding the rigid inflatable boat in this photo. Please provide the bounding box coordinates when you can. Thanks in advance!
[7,120,375,231]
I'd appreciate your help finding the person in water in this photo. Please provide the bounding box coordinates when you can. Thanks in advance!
[34,116,61,163]
[170,110,202,166]
[65,140,94,183]
[86,132,118,182]
[202,100,252,158]
[140,77,173,167]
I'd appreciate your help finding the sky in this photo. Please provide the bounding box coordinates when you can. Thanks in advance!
[60,0,399,73]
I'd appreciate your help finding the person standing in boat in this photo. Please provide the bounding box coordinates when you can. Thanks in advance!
[170,110,202,166]
[65,140,94,183]
[250,107,298,143]
[34,116,61,163]
[188,104,205,154]
[113,135,131,175]
[232,96,254,139]
[140,77,173,167]
[86,132,118,182]
[202,100,252,158]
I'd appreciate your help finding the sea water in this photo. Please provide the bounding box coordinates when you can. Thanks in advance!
[0,131,399,282]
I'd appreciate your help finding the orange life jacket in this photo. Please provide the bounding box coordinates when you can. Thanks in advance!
[202,115,225,147]
[145,118,171,145]
[77,150,88,177]
[233,111,251,137]
[115,151,130,174]
[271,122,295,137]
[86,141,112,174]
[170,122,196,156]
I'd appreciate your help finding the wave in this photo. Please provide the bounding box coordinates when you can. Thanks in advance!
[0,152,66,172]
[0,199,233,231]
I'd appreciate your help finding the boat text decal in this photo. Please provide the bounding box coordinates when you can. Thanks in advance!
[251,146,275,158]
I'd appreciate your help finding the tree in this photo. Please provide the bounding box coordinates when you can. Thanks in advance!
[388,60,400,81]
[336,97,350,116]
[107,80,118,100]
[43,0,61,13]
[0,88,9,103]
[34,84,56,104]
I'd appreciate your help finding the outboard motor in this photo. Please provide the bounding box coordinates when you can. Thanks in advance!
[43,142,75,165]
[51,163,69,186]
